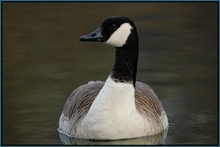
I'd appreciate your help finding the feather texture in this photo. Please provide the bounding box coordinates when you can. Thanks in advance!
[59,81,168,138]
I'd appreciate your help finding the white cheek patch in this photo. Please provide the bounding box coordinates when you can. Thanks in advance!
[105,23,132,47]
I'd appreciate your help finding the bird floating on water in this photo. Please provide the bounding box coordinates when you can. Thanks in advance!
[59,16,168,140]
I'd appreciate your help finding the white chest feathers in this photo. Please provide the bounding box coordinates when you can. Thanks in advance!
[105,23,133,47]
[75,77,146,140]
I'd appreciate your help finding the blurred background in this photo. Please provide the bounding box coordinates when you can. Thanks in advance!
[2,2,218,145]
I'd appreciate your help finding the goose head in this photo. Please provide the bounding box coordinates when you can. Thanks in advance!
[79,16,139,86]
[79,16,138,48]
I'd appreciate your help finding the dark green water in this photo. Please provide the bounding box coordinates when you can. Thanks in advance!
[2,2,218,145]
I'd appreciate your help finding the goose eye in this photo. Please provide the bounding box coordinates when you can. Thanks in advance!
[111,24,117,29]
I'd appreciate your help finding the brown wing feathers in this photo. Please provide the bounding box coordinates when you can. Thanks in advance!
[62,81,164,122]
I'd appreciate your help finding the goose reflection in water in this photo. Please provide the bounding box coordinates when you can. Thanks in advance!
[58,128,169,145]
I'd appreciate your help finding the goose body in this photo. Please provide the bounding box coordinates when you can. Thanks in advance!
[59,16,168,140]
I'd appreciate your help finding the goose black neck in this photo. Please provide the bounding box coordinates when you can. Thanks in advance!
[110,33,139,87]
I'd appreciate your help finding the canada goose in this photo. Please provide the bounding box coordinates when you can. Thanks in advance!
[59,16,168,140]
